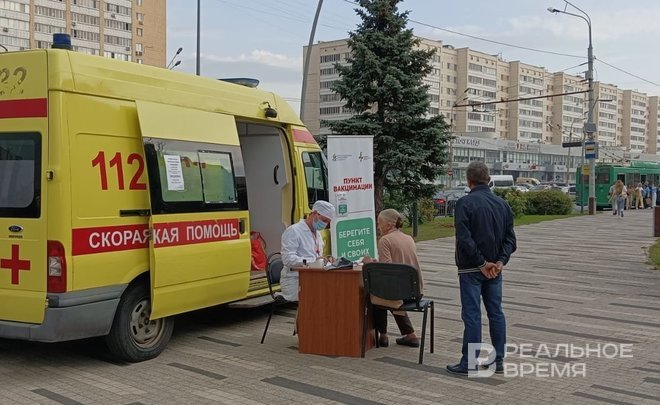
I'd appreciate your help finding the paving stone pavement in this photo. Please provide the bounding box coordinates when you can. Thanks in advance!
[1,210,660,405]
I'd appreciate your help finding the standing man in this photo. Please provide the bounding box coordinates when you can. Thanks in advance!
[447,161,517,376]
[279,200,335,302]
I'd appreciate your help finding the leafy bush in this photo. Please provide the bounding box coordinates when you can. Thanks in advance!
[493,188,527,218]
[418,198,436,223]
[525,189,573,215]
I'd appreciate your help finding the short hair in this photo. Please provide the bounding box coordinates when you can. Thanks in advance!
[378,209,404,229]
[466,161,490,185]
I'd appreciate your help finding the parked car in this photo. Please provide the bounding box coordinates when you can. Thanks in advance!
[529,184,551,191]
[433,188,467,216]
[568,185,576,198]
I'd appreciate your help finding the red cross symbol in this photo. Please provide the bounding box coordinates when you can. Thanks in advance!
[1,244,31,285]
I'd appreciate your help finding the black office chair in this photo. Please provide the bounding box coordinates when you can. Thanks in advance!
[361,262,434,364]
[260,252,295,344]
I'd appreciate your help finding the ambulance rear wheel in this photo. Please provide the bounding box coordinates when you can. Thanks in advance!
[105,283,174,362]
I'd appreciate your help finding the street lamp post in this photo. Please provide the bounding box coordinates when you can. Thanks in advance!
[300,0,324,122]
[548,1,595,214]
[196,0,201,76]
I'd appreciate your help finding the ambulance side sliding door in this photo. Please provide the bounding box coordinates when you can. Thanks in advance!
[136,101,250,319]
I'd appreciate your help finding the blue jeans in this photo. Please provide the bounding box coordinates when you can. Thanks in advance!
[459,271,506,368]
[616,197,625,217]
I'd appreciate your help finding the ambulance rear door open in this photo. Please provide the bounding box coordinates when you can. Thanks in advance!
[0,51,49,324]
[136,101,250,319]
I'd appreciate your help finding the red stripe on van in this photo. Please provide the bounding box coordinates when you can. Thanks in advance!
[0,98,48,119]
[72,224,150,256]
[292,128,317,144]
[71,219,241,255]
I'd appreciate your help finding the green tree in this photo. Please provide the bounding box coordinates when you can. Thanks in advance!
[324,0,452,213]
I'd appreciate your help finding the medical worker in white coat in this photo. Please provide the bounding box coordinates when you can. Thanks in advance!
[279,200,335,301]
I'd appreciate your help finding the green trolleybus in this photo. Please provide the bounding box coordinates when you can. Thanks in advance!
[576,161,660,209]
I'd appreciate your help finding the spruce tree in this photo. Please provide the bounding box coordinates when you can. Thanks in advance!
[326,0,452,214]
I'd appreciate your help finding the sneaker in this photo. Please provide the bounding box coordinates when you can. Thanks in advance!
[446,363,469,376]
[396,335,420,348]
[378,334,389,348]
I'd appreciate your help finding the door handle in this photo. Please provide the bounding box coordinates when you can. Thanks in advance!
[273,165,280,185]
[120,209,151,217]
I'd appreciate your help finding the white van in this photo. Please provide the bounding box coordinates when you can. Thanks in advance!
[516,177,540,186]
[489,175,515,189]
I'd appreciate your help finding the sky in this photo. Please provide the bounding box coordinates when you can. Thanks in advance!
[166,0,660,112]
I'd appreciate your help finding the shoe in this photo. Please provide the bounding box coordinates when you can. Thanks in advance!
[396,335,420,348]
[483,361,504,374]
[378,334,389,347]
[446,364,469,376]
[613,211,617,215]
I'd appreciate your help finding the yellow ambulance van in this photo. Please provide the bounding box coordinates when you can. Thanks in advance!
[0,48,328,361]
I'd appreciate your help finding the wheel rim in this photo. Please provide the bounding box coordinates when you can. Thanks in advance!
[129,298,165,349]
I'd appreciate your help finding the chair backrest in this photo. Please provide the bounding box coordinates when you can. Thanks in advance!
[265,252,284,298]
[362,262,422,302]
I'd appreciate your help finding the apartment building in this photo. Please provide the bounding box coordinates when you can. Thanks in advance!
[0,0,165,67]
[549,72,587,145]
[303,36,659,155]
[507,61,547,143]
[622,90,647,152]
[592,82,622,148]
[648,96,660,154]
[456,48,498,136]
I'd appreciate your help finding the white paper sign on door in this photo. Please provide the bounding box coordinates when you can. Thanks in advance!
[164,155,185,191]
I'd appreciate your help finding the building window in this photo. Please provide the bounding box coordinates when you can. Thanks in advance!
[320,54,340,63]
[35,6,65,19]
[136,12,144,23]
[0,1,29,12]
[136,27,143,36]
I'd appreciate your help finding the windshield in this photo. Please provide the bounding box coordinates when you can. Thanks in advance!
[0,133,41,218]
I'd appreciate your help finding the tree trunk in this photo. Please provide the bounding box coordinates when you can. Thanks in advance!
[374,174,385,216]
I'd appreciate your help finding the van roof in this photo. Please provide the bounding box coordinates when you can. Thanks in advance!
[39,49,303,126]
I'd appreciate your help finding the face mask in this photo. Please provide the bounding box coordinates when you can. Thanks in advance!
[313,219,328,231]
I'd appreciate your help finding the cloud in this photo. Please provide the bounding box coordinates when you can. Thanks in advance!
[507,6,660,42]
[201,50,302,71]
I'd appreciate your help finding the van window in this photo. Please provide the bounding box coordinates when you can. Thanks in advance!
[302,151,329,207]
[144,139,247,214]
[493,180,513,187]
[0,133,41,218]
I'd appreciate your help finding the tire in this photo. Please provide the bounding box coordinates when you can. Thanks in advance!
[105,283,174,362]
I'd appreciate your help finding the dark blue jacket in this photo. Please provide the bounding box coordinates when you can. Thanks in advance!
[454,185,517,272]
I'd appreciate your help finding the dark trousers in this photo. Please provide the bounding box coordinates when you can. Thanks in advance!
[373,306,415,335]
[459,271,506,368]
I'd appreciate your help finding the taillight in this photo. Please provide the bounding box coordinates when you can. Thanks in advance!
[435,199,445,204]
[47,240,67,293]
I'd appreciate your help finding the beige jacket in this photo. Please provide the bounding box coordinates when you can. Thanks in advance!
[370,229,424,310]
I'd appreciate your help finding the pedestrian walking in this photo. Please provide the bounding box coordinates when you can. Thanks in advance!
[447,161,517,376]
[612,180,626,218]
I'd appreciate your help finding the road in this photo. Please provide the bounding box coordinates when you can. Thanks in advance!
[1,210,659,404]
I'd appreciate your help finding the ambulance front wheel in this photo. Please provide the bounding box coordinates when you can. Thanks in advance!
[105,283,174,362]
